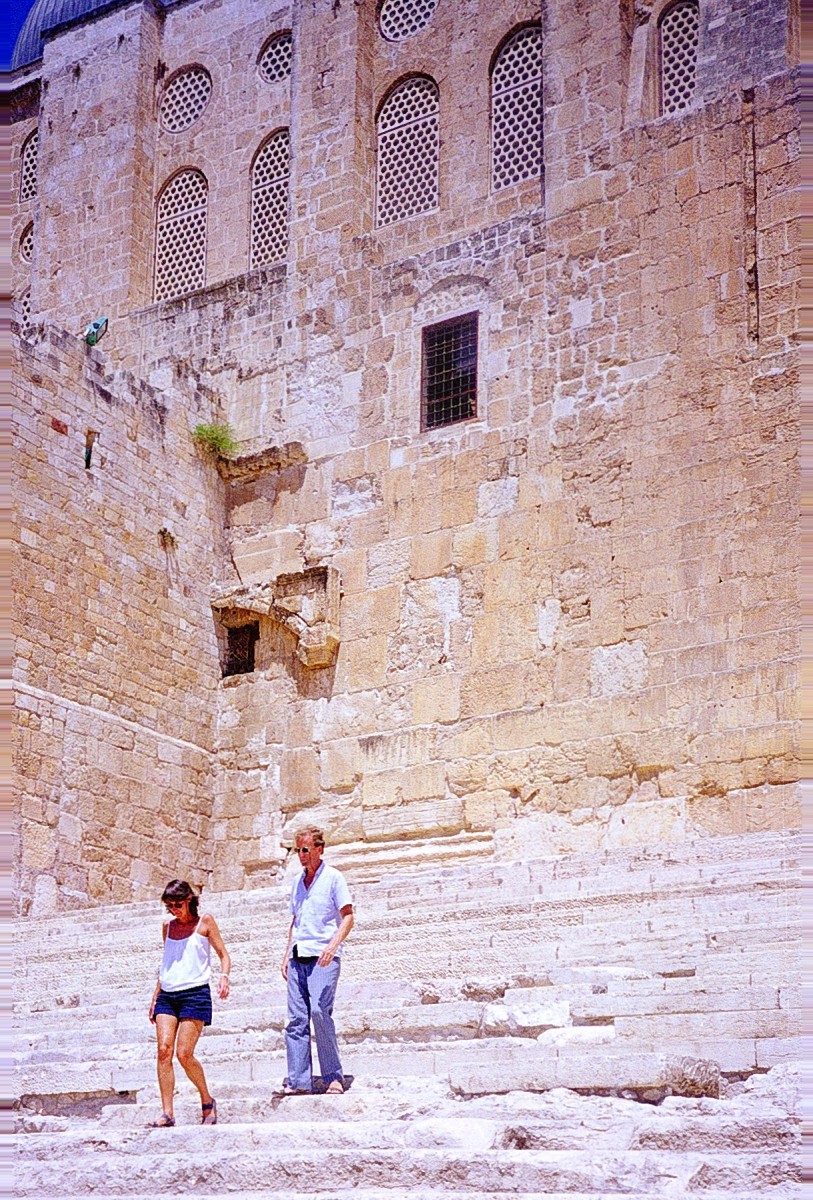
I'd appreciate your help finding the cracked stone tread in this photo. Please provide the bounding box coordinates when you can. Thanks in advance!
[15,1143,802,1196]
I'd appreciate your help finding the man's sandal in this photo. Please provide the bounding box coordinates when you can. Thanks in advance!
[201,1098,217,1125]
[148,1113,175,1127]
[325,1080,344,1095]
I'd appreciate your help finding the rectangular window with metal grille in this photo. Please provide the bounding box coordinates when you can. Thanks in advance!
[421,313,478,430]
[224,623,259,677]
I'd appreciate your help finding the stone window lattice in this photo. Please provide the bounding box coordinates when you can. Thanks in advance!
[160,66,212,133]
[251,130,290,268]
[20,222,34,263]
[660,0,700,115]
[376,76,439,227]
[15,290,32,329]
[20,130,38,202]
[378,0,438,41]
[258,32,292,83]
[491,25,543,191]
[422,313,478,430]
[154,170,208,302]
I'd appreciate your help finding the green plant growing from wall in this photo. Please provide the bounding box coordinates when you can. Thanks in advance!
[192,422,239,458]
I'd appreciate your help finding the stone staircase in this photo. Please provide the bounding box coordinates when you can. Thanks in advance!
[14,831,802,1197]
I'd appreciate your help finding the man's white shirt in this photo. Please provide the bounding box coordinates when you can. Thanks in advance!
[289,862,353,958]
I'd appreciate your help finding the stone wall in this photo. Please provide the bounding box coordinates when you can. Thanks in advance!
[11,0,800,904]
[12,326,227,912]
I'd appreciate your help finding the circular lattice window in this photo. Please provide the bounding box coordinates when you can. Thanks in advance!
[160,66,213,133]
[660,0,699,115]
[258,32,292,84]
[379,0,438,42]
[19,222,34,263]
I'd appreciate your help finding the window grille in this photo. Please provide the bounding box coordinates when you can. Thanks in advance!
[20,130,38,202]
[491,26,543,191]
[660,0,700,115]
[376,76,439,227]
[20,222,34,263]
[258,32,292,83]
[379,0,438,41]
[250,130,290,269]
[224,623,259,677]
[154,170,208,303]
[15,290,32,329]
[160,66,212,133]
[421,313,478,430]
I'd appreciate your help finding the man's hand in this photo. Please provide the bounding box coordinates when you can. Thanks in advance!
[318,944,337,968]
[281,958,289,981]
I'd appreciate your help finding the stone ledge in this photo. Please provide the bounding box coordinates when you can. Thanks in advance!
[216,441,308,483]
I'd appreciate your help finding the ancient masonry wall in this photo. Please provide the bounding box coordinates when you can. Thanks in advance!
[12,328,228,912]
[11,0,799,906]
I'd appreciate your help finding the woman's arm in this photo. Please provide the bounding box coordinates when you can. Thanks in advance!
[201,915,232,1000]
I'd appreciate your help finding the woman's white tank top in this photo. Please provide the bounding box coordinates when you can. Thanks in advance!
[159,920,211,992]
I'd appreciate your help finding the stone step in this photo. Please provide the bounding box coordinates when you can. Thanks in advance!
[16,1138,800,1197]
[16,922,800,1005]
[14,830,798,940]
[17,1002,796,1076]
[19,1033,797,1103]
[19,1193,799,1200]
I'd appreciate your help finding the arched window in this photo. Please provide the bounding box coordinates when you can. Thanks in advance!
[659,0,700,115]
[258,32,292,84]
[154,169,208,303]
[19,222,34,263]
[20,130,38,202]
[15,290,32,330]
[250,130,290,269]
[491,26,543,191]
[376,76,439,227]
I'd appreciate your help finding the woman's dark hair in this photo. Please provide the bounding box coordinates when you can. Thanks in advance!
[161,879,199,918]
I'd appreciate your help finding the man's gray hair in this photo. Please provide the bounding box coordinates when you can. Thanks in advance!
[294,825,325,848]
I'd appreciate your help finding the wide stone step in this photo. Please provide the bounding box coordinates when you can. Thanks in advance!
[23,1193,798,1200]
[19,1034,797,1104]
[15,1138,800,1197]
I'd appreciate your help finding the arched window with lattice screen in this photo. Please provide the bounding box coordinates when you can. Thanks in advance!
[491,26,543,192]
[659,0,700,115]
[154,169,208,303]
[250,130,290,269]
[19,222,34,263]
[376,76,439,227]
[258,32,292,84]
[20,130,38,203]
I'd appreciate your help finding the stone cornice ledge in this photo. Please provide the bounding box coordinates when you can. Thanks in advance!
[216,442,307,483]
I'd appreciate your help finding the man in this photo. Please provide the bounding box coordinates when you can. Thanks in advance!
[281,826,354,1095]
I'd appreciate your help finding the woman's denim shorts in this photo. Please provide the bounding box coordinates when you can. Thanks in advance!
[153,983,212,1025]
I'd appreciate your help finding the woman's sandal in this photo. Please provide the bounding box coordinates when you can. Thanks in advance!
[325,1080,344,1095]
[201,1098,217,1125]
[148,1113,175,1127]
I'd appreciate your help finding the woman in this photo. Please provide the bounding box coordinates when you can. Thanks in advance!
[147,879,231,1127]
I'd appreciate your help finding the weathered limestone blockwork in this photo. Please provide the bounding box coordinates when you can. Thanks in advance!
[12,326,227,911]
[11,0,799,904]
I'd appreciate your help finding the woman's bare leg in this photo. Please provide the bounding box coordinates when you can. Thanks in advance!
[175,1019,213,1105]
[154,1014,179,1118]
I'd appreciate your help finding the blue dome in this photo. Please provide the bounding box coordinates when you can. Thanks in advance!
[12,0,131,70]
